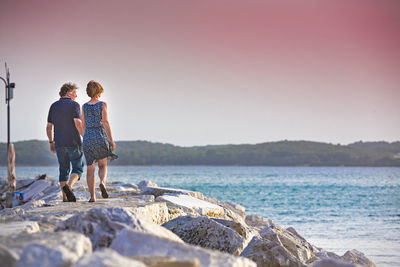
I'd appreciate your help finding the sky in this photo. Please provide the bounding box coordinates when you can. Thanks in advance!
[0,0,399,146]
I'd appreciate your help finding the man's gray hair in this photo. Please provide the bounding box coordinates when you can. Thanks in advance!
[59,83,77,97]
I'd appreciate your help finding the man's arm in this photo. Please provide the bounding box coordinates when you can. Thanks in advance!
[74,118,84,136]
[46,122,56,154]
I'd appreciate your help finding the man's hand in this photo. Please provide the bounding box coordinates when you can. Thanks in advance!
[110,141,116,152]
[50,142,56,154]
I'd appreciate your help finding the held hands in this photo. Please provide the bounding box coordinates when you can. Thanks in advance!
[110,141,116,152]
[50,143,56,154]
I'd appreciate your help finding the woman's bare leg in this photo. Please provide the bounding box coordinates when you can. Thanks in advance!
[86,163,96,201]
[98,158,107,186]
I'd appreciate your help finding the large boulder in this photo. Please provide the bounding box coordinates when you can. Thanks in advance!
[259,225,313,263]
[131,255,201,267]
[56,206,182,249]
[137,180,159,189]
[205,197,247,220]
[163,216,249,255]
[128,201,169,224]
[156,193,224,217]
[0,244,19,267]
[142,184,205,200]
[311,258,358,267]
[111,228,257,267]
[15,231,92,267]
[0,221,40,236]
[245,215,275,231]
[74,248,146,267]
[308,248,376,267]
[19,180,54,202]
[340,250,376,267]
[240,236,306,267]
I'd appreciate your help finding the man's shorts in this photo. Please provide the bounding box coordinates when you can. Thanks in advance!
[55,147,84,182]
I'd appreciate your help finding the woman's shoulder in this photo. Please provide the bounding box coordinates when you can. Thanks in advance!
[85,101,102,105]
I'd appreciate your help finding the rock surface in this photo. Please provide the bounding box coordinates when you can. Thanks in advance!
[14,231,92,267]
[340,250,376,267]
[74,248,147,267]
[0,178,377,267]
[110,228,257,267]
[163,215,248,255]
[241,236,307,267]
[156,193,224,217]
[311,258,358,267]
[56,206,182,249]
[142,184,205,199]
[0,221,40,236]
[259,224,314,263]
[0,244,19,267]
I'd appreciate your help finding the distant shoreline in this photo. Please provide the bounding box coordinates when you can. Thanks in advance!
[1,139,400,167]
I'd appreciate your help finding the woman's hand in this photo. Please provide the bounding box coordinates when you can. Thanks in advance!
[50,142,56,154]
[110,141,116,152]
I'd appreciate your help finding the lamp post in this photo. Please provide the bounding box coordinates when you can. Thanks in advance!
[1,63,16,207]
[0,63,15,148]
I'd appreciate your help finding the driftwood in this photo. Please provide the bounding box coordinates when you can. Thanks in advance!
[5,143,16,208]
[8,143,16,192]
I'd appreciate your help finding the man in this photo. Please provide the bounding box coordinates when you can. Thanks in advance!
[46,83,84,202]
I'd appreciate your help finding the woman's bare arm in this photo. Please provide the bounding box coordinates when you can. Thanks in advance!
[102,102,116,151]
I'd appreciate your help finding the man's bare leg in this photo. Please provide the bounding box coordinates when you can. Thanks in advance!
[67,173,80,188]
[60,181,67,201]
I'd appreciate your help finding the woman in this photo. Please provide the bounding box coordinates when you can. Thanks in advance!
[81,80,118,202]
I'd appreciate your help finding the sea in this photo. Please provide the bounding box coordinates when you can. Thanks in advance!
[1,166,399,266]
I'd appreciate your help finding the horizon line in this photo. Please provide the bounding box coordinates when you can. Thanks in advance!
[0,138,399,148]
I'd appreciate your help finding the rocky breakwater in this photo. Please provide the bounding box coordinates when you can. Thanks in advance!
[0,176,376,267]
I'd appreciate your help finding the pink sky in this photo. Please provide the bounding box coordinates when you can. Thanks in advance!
[0,0,399,146]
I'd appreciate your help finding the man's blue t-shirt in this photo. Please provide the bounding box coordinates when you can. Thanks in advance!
[47,97,82,148]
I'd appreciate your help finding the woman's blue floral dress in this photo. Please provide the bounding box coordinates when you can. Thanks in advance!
[82,102,118,165]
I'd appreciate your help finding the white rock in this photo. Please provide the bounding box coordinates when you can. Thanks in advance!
[15,232,92,267]
[20,180,53,201]
[137,180,158,189]
[245,215,274,230]
[240,236,306,267]
[142,185,205,199]
[340,250,376,267]
[259,225,313,263]
[131,255,201,267]
[163,216,248,255]
[20,200,46,210]
[227,201,246,213]
[56,206,182,249]
[74,248,146,267]
[0,221,40,236]
[156,193,224,217]
[311,258,358,267]
[110,228,256,267]
[205,197,247,220]
[131,195,155,202]
[0,243,19,266]
[129,201,169,224]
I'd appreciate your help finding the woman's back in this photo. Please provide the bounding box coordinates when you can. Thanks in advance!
[83,102,103,129]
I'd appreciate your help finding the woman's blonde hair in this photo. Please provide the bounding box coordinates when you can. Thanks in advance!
[86,80,104,98]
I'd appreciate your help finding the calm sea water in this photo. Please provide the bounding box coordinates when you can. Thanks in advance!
[1,166,399,266]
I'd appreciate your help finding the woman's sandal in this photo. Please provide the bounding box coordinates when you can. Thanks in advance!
[99,183,109,199]
[88,198,96,202]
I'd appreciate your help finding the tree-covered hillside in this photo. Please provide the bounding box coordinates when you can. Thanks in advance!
[1,140,400,166]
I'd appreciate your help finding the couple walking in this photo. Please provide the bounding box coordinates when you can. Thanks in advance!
[46,81,118,202]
